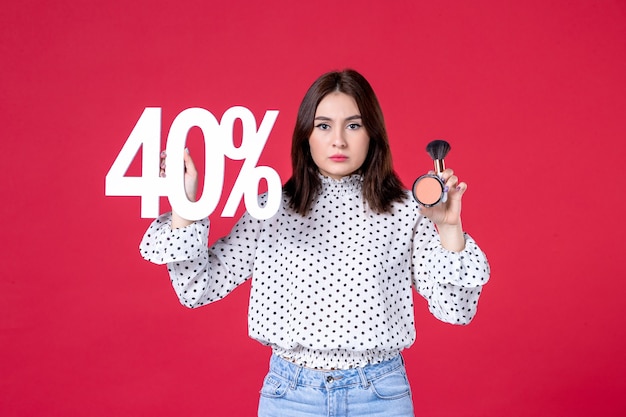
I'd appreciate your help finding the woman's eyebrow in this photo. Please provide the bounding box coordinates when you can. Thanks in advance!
[314,115,362,121]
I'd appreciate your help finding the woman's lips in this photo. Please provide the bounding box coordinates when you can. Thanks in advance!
[330,155,348,162]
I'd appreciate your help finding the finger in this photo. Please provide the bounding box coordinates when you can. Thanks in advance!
[444,175,459,189]
[450,181,467,197]
[440,168,454,181]
[158,150,166,177]
[159,150,167,177]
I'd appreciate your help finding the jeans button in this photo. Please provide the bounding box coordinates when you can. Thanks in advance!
[326,376,333,383]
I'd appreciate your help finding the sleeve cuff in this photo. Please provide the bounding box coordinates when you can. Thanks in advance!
[427,233,491,287]
[139,212,209,265]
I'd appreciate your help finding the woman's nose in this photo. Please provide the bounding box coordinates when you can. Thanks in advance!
[332,130,347,148]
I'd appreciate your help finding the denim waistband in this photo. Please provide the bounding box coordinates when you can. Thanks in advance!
[268,353,405,390]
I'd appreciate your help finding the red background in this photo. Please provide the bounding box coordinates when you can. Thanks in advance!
[2,1,626,416]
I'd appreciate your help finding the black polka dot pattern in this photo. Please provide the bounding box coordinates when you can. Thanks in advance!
[139,174,490,369]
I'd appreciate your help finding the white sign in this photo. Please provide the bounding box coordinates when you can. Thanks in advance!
[105,107,282,220]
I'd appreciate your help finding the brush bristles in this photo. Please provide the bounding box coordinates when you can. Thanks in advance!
[425,140,451,161]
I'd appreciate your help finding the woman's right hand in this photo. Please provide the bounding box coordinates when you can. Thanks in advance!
[160,148,199,228]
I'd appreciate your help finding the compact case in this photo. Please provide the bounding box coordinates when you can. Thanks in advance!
[411,140,450,207]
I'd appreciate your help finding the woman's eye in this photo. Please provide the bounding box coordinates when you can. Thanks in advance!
[315,123,330,130]
[347,123,361,130]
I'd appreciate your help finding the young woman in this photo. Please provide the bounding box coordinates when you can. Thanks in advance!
[140,69,490,417]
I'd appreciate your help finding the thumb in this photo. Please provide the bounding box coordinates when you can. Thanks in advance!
[183,148,197,175]
[417,203,435,218]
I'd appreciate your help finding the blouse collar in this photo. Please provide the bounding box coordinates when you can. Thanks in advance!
[319,173,363,198]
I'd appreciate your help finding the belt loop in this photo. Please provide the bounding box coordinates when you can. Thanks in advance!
[357,366,370,389]
[290,364,302,390]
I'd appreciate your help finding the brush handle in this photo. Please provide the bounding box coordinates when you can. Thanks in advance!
[433,159,445,174]
[436,172,448,204]
[433,159,448,203]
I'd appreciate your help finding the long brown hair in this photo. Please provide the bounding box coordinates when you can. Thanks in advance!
[284,69,406,214]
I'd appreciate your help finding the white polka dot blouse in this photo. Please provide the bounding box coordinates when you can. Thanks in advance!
[140,174,490,370]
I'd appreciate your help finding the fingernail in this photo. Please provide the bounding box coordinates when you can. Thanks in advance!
[443,186,449,193]
[456,186,462,191]
[160,150,166,157]
[185,147,189,154]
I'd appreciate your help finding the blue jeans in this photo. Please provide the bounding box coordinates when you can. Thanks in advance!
[258,354,415,417]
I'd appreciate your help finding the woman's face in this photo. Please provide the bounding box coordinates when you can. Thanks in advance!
[308,92,370,180]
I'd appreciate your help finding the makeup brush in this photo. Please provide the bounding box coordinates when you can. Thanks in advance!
[412,140,452,207]
[425,140,451,175]
[425,139,451,203]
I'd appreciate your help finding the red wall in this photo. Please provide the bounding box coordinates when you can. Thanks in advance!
[2,1,625,416]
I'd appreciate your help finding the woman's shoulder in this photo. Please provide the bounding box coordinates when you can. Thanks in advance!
[371,189,420,222]
[252,191,299,220]
[390,189,419,210]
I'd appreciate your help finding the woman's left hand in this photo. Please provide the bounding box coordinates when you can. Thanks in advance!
[417,168,466,227]
[418,168,467,251]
